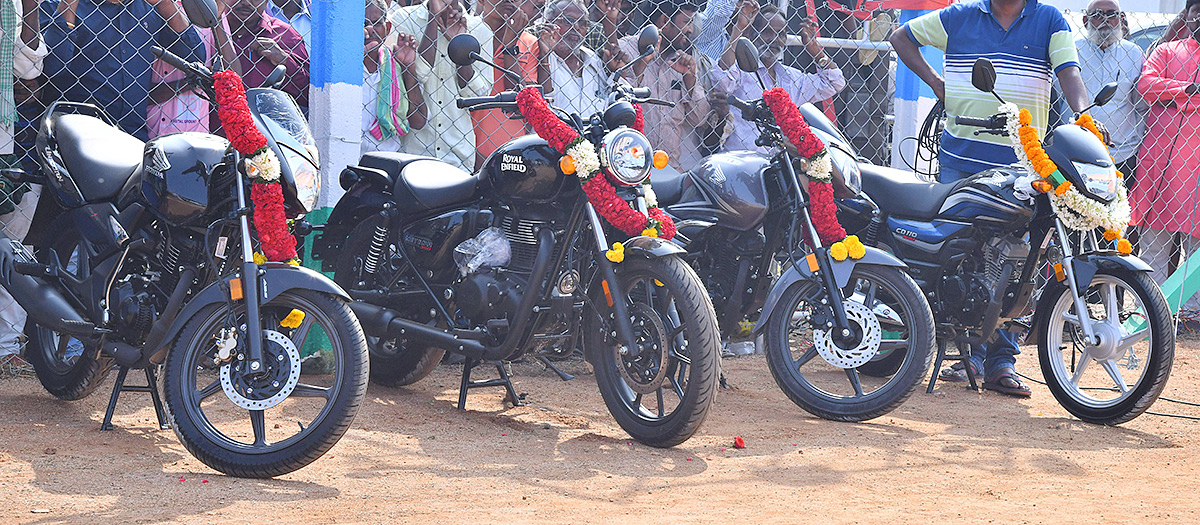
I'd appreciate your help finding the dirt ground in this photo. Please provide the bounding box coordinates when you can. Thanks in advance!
[2,337,1200,524]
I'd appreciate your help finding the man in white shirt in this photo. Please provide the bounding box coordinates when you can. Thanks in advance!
[390,0,493,171]
[538,0,607,119]
[1074,0,1146,189]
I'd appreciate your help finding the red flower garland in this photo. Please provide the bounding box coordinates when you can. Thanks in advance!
[761,88,848,245]
[516,87,675,239]
[213,70,297,262]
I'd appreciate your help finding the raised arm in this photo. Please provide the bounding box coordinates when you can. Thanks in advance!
[888,27,943,101]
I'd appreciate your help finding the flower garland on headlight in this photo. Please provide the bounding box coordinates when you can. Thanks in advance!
[761,88,863,261]
[515,87,675,240]
[1001,103,1132,255]
[214,70,298,263]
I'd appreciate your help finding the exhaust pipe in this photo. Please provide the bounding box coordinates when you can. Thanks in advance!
[0,237,96,336]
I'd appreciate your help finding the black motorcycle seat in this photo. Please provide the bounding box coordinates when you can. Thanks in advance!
[360,152,479,212]
[649,165,686,206]
[54,114,144,202]
[859,164,966,220]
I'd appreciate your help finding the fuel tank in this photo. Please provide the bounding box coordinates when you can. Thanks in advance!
[121,132,232,227]
[936,168,1035,229]
[670,151,771,232]
[480,135,579,205]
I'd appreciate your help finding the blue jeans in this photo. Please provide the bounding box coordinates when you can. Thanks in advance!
[940,164,1020,377]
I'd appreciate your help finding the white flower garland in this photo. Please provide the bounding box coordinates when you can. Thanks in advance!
[248,148,281,183]
[567,140,601,181]
[806,150,832,183]
[644,183,658,208]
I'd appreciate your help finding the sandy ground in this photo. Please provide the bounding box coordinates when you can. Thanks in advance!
[2,338,1200,524]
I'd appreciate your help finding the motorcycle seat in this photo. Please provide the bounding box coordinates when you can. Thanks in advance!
[360,152,479,212]
[54,114,144,203]
[859,164,966,220]
[649,165,687,206]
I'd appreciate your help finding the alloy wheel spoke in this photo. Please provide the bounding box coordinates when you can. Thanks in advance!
[1069,348,1093,385]
[1100,359,1131,393]
[1103,282,1121,323]
[291,383,331,399]
[290,315,314,350]
[1062,312,1083,327]
[794,346,818,369]
[877,339,909,352]
[845,367,865,397]
[656,389,665,417]
[1116,328,1150,354]
[197,379,223,401]
[250,410,267,447]
[669,376,685,399]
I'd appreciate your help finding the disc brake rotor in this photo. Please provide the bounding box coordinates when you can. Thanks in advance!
[220,329,302,410]
[616,302,671,395]
[813,300,883,369]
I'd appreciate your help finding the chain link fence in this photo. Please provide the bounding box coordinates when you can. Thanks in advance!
[2,0,1198,371]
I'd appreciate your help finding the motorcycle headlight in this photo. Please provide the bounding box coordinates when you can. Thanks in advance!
[284,148,320,213]
[1071,161,1117,203]
[829,147,861,195]
[602,128,652,186]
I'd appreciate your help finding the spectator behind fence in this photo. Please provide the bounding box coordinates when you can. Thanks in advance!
[472,0,538,167]
[42,0,206,141]
[267,0,310,54]
[148,11,239,138]
[224,0,310,110]
[1074,0,1146,190]
[391,0,492,171]
[0,0,45,366]
[1131,0,1200,313]
[691,0,735,63]
[618,0,710,172]
[362,0,425,156]
[717,1,845,154]
[585,0,631,53]
[893,0,1090,398]
[537,0,605,119]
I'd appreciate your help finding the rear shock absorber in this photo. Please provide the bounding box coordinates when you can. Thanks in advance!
[362,206,393,278]
[864,215,883,246]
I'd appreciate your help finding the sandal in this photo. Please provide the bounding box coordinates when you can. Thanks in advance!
[982,368,1031,398]
[938,360,982,383]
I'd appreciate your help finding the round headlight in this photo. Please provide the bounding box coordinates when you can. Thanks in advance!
[284,148,320,213]
[1071,161,1117,203]
[603,128,652,186]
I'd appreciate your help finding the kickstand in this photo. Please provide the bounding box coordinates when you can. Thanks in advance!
[101,366,170,431]
[535,356,574,381]
[457,357,527,410]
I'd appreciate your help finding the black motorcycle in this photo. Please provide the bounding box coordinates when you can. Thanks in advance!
[310,27,719,447]
[0,0,368,477]
[651,38,934,422]
[837,58,1173,425]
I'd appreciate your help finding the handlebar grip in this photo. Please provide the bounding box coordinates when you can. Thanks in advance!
[456,96,495,109]
[630,87,651,98]
[151,46,191,74]
[727,94,753,113]
[466,102,519,113]
[955,116,997,128]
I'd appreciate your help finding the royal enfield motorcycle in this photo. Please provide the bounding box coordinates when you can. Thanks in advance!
[310,28,719,447]
[651,38,934,422]
[836,58,1173,425]
[0,0,368,477]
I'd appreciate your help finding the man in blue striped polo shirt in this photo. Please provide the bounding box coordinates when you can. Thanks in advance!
[890,0,1094,397]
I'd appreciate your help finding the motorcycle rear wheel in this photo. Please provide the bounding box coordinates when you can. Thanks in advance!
[584,256,720,448]
[765,265,933,422]
[162,289,368,478]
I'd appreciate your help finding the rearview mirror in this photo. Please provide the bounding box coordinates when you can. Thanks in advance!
[971,58,996,93]
[180,0,220,29]
[735,38,760,73]
[637,25,659,56]
[263,64,286,89]
[1094,82,1118,107]
[448,34,480,67]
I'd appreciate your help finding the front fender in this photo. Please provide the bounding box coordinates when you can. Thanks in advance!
[751,246,907,334]
[622,235,687,259]
[150,264,350,362]
[1070,251,1152,290]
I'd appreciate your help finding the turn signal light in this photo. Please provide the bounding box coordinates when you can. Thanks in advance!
[559,155,576,175]
[1031,179,1053,193]
[653,150,669,169]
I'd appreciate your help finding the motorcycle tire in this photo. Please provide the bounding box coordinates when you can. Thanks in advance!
[1035,267,1173,425]
[584,256,720,448]
[162,289,368,478]
[765,265,933,422]
[25,227,111,400]
[333,213,444,387]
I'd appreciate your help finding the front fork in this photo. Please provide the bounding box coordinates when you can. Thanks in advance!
[1055,219,1100,346]
[235,172,267,374]
[587,203,642,358]
[781,152,853,336]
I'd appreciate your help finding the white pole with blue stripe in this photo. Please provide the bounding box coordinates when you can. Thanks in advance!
[891,9,943,172]
[309,0,365,210]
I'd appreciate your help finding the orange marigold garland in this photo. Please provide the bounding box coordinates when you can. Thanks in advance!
[761,88,863,261]
[214,70,298,263]
[1000,103,1132,254]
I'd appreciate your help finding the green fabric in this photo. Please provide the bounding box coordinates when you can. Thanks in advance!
[0,0,16,126]
[0,154,27,216]
[299,207,334,361]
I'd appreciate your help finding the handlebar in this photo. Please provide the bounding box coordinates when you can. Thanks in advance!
[456,91,518,109]
[629,87,651,99]
[955,115,1005,129]
[727,94,753,113]
[151,46,212,85]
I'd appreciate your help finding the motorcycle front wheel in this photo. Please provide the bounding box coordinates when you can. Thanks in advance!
[765,265,933,422]
[1036,268,1173,425]
[162,289,369,478]
[584,256,720,448]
